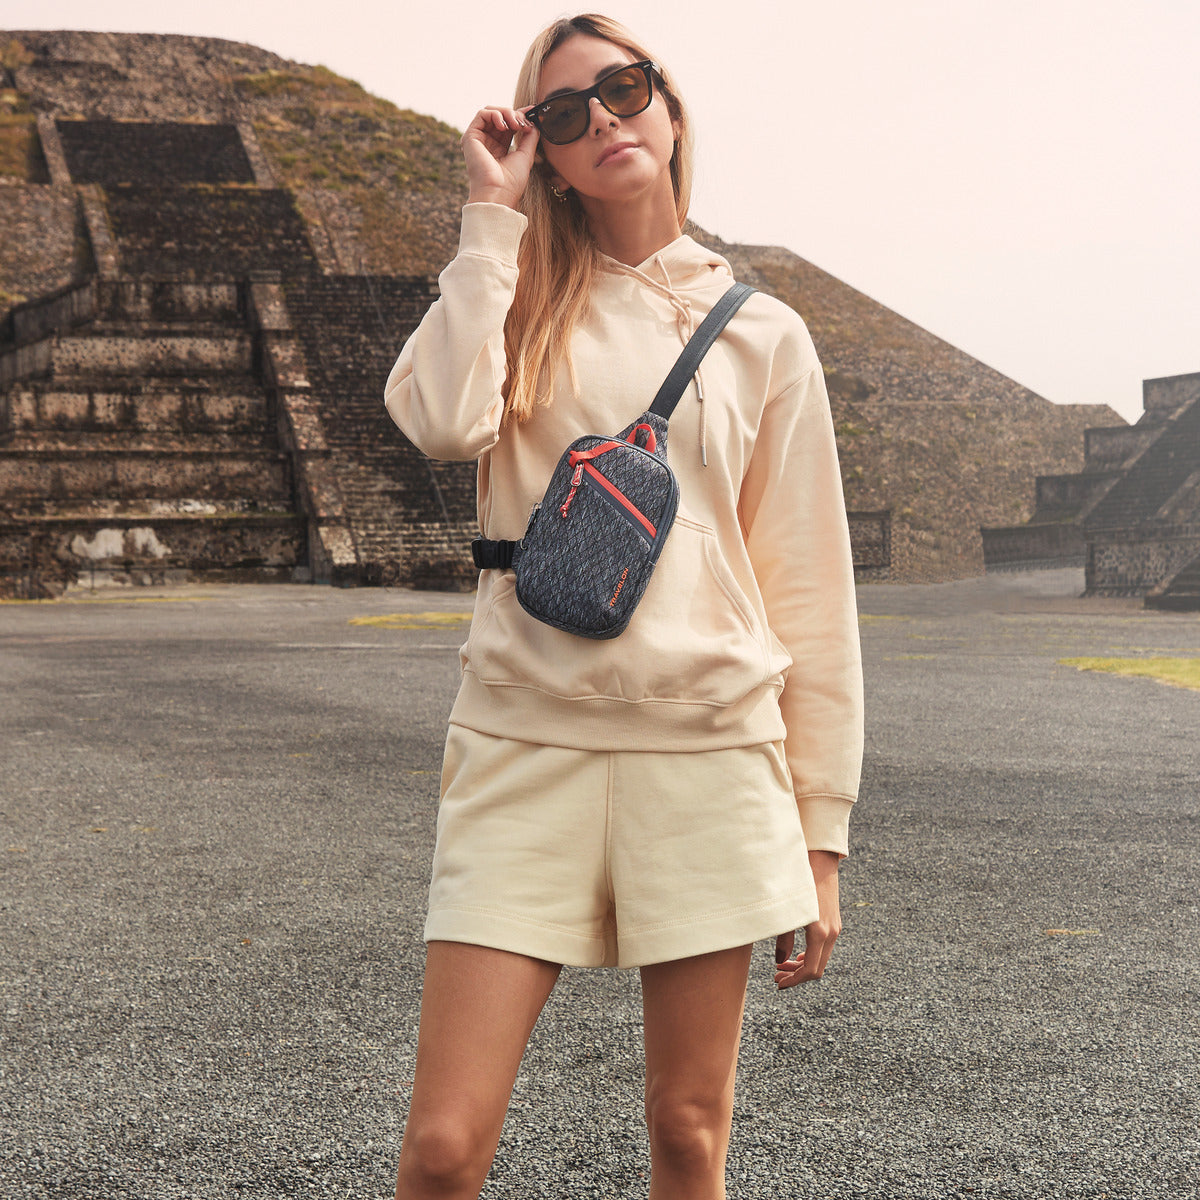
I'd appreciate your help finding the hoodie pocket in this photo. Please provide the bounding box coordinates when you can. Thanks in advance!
[469,515,774,706]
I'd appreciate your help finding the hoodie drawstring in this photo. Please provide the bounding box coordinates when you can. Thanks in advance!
[608,253,714,466]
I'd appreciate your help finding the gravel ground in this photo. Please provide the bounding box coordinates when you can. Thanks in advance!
[1,569,1197,1199]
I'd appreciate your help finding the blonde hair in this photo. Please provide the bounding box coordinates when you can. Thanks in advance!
[503,14,695,423]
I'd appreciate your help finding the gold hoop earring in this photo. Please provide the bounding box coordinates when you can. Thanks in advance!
[551,184,569,203]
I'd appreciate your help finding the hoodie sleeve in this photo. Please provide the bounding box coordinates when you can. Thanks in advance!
[739,361,864,858]
[383,203,527,461]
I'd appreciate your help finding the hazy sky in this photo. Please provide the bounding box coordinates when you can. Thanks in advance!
[7,0,1199,421]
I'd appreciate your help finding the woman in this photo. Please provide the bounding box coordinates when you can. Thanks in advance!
[384,14,863,1199]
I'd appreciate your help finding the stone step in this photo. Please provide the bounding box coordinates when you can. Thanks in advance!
[93,280,243,325]
[5,385,269,433]
[5,497,289,519]
[84,320,249,339]
[0,447,291,504]
[3,431,272,455]
[0,512,305,593]
[50,332,254,378]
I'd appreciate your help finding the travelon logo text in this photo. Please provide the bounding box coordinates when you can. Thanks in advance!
[608,567,630,608]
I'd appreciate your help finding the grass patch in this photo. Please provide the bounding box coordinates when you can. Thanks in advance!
[350,612,471,630]
[1,38,34,70]
[0,111,40,179]
[1059,656,1200,691]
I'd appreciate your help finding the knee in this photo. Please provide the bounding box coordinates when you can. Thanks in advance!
[644,1091,728,1174]
[396,1118,488,1195]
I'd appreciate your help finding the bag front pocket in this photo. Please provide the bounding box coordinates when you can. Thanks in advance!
[575,462,656,545]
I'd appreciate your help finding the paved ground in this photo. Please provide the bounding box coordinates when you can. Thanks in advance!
[1,570,1197,1199]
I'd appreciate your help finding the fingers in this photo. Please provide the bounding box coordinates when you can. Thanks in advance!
[462,105,540,209]
[463,105,535,151]
[773,920,840,990]
[774,930,794,967]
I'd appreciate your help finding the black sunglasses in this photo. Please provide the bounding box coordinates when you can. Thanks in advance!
[527,60,661,146]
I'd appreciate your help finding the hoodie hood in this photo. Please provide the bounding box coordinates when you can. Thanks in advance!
[599,233,735,296]
[599,235,737,465]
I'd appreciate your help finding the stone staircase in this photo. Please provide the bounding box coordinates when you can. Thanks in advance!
[1084,387,1200,600]
[282,275,478,588]
[0,278,305,596]
[983,372,1200,604]
[981,384,1195,574]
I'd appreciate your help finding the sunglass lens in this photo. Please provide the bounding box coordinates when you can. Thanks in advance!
[539,99,588,145]
[598,67,650,116]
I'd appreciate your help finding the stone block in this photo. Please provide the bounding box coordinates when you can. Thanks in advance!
[1087,526,1200,595]
[51,333,253,376]
[0,450,290,504]
[1084,424,1156,470]
[278,394,326,451]
[982,523,1087,571]
[248,282,290,332]
[33,390,95,427]
[261,334,309,390]
[0,338,52,389]
[1143,372,1200,414]
[0,184,86,304]
[96,280,242,324]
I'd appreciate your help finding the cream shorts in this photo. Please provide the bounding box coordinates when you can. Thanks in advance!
[423,725,819,968]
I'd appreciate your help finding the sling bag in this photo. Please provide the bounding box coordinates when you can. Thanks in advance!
[471,281,755,640]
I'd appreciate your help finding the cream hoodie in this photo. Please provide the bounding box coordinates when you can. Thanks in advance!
[385,203,863,856]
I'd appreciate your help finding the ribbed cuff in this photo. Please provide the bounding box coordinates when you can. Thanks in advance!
[458,202,528,265]
[796,793,854,858]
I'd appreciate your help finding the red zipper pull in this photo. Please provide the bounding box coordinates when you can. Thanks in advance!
[560,461,585,518]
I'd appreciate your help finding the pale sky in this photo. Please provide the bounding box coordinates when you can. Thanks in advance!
[7,0,1199,421]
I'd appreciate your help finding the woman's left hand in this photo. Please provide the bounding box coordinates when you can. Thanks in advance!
[774,850,842,989]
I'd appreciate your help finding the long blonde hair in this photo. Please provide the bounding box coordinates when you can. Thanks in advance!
[503,14,695,423]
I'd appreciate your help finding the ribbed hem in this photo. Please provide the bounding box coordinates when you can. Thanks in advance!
[450,670,788,753]
[458,202,527,264]
[796,793,855,858]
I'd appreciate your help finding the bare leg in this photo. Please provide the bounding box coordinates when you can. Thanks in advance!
[640,944,753,1200]
[394,940,561,1200]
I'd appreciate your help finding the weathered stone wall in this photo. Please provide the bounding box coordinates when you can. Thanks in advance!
[106,187,317,278]
[1083,424,1157,469]
[0,271,306,596]
[981,523,1087,572]
[7,31,289,122]
[57,120,254,185]
[1034,471,1119,514]
[0,183,89,308]
[1144,372,1200,414]
[1087,524,1200,596]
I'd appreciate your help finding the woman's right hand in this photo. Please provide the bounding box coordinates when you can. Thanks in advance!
[462,106,540,210]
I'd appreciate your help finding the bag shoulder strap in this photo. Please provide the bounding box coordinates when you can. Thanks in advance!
[471,281,754,570]
[648,281,756,422]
